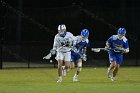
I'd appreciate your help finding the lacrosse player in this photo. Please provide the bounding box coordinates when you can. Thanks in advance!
[51,24,75,83]
[71,29,90,82]
[105,28,129,81]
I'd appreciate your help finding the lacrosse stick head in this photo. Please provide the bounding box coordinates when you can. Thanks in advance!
[91,48,101,52]
[43,53,52,59]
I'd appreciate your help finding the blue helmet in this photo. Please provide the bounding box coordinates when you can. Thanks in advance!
[81,29,89,37]
[117,28,126,35]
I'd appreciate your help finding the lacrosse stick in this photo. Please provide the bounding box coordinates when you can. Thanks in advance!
[43,53,52,59]
[91,48,109,52]
[91,47,126,53]
[43,44,67,60]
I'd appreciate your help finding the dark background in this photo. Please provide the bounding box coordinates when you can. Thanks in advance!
[0,0,140,68]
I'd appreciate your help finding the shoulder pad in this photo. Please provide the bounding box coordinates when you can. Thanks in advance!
[112,35,118,40]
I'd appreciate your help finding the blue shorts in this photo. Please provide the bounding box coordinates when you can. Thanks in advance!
[109,51,123,64]
[71,51,81,62]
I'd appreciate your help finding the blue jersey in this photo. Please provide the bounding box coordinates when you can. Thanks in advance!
[71,36,89,62]
[107,35,129,64]
[107,35,129,54]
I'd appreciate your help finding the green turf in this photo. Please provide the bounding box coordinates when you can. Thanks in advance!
[0,67,140,93]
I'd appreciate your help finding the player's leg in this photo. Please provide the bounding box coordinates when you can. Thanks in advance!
[63,61,71,76]
[112,54,123,81]
[56,52,64,82]
[107,62,116,78]
[73,56,82,82]
[76,59,82,75]
[70,61,75,69]
[70,52,76,69]
[63,51,71,76]
[107,53,117,78]
[112,64,120,77]
[57,59,63,82]
[62,61,66,76]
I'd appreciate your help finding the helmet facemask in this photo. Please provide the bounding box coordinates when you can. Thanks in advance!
[117,28,126,40]
[118,34,125,40]
[58,24,66,37]
[81,29,89,41]
[81,36,88,42]
[58,29,66,35]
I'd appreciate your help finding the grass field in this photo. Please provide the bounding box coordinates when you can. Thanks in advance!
[0,67,140,93]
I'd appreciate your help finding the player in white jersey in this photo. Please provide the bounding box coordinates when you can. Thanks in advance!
[71,29,90,82]
[51,24,75,83]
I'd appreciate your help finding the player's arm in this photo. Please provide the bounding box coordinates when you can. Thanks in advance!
[82,39,90,61]
[65,32,76,47]
[117,38,129,53]
[82,47,87,61]
[51,36,58,55]
[123,40,129,53]
[105,36,112,49]
[43,36,57,59]
[71,36,77,47]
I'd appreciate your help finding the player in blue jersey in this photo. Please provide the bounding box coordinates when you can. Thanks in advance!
[71,29,90,82]
[105,28,129,81]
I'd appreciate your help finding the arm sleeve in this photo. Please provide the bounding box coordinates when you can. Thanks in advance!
[107,36,113,43]
[124,40,129,49]
[106,36,113,47]
[123,40,129,53]
[69,33,77,46]
[52,36,59,50]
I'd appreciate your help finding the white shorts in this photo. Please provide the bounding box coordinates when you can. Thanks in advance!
[56,51,71,62]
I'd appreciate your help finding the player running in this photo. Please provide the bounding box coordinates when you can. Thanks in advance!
[105,28,129,81]
[71,29,90,82]
[51,24,75,83]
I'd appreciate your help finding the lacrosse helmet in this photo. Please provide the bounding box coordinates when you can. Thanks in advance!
[81,29,89,37]
[117,28,126,35]
[81,29,89,41]
[58,24,66,37]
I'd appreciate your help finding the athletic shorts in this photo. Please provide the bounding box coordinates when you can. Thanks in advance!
[56,51,71,62]
[109,51,123,64]
[71,51,81,62]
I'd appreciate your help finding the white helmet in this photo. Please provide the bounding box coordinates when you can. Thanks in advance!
[58,24,66,30]
[58,24,66,36]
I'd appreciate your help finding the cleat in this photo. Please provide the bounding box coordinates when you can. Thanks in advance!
[73,76,80,82]
[57,77,62,83]
[111,77,115,81]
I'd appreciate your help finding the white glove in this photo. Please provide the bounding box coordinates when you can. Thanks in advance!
[105,46,110,51]
[82,54,87,61]
[115,47,129,53]
[50,49,56,55]
[123,48,129,53]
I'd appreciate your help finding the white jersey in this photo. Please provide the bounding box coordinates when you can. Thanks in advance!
[53,32,75,52]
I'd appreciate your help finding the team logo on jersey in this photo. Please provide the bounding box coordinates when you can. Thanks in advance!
[113,43,123,47]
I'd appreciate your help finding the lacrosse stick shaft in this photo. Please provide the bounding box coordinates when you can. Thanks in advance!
[91,48,109,52]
